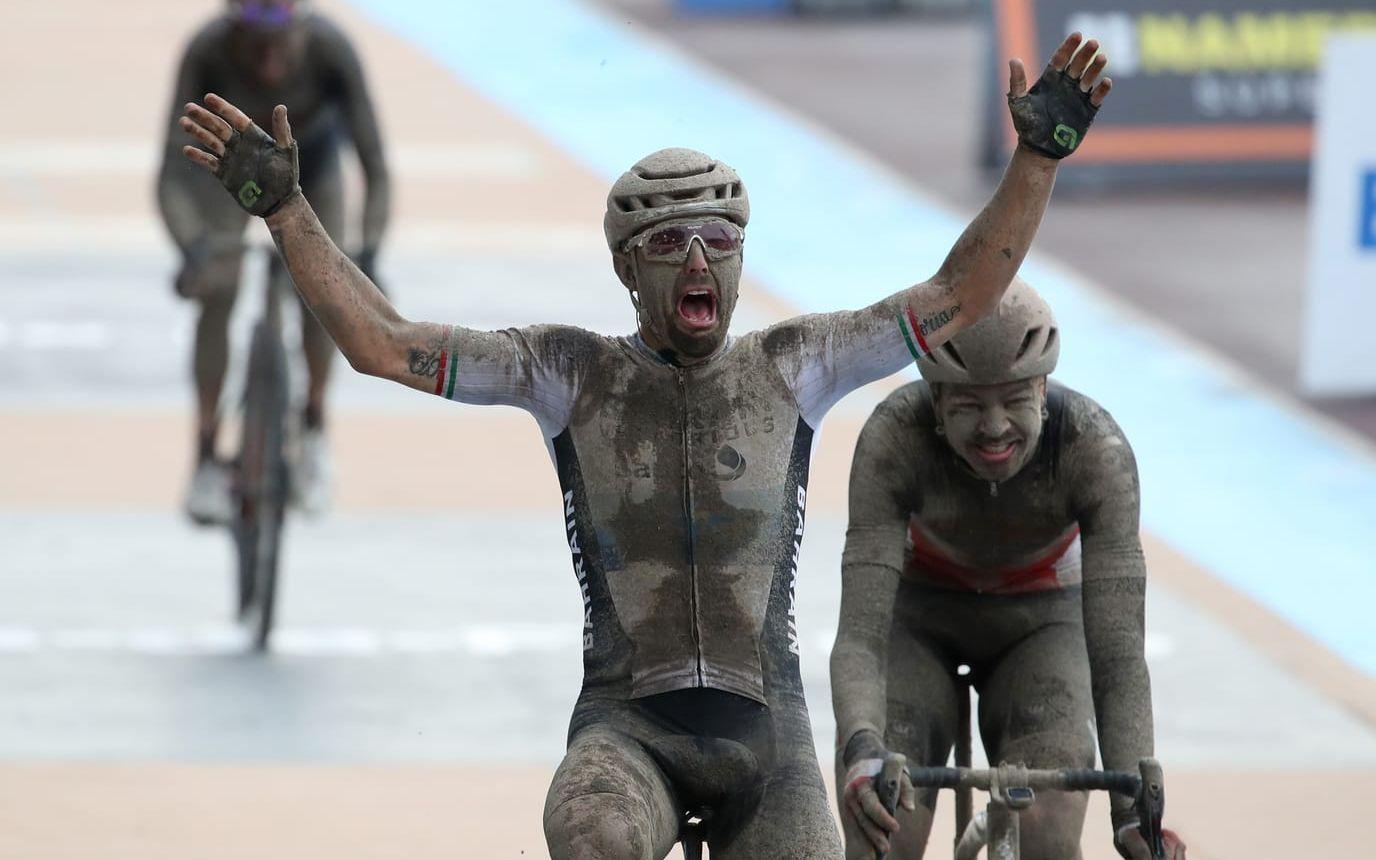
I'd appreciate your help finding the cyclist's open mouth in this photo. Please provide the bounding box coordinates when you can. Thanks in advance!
[975,440,1018,464]
[677,288,718,330]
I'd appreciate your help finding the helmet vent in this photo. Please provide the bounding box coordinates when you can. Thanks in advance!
[939,341,967,370]
[634,162,716,180]
[1014,326,1042,363]
[1041,327,1059,357]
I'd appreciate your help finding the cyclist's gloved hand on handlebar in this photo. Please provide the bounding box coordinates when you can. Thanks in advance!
[178,94,301,218]
[1115,824,1187,860]
[841,730,915,859]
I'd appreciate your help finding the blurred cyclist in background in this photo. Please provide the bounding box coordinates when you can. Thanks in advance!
[832,281,1187,859]
[156,0,390,523]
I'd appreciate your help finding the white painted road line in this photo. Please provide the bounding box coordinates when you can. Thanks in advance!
[0,624,1177,660]
[0,141,546,178]
[0,216,597,254]
[7,320,114,351]
[0,625,582,656]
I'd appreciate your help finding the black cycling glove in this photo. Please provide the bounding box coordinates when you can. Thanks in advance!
[1008,64,1100,159]
[216,122,301,218]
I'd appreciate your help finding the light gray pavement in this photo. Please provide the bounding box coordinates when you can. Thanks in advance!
[6,511,1376,768]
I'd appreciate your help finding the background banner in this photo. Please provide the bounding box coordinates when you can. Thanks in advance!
[984,0,1376,182]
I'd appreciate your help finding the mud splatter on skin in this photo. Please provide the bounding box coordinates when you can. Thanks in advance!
[619,237,743,361]
[833,379,1155,836]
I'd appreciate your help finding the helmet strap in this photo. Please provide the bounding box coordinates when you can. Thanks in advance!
[627,254,655,336]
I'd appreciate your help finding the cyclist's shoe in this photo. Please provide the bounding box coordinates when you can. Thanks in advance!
[185,460,234,526]
[292,428,332,517]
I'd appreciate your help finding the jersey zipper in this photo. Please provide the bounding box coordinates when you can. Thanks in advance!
[677,368,706,687]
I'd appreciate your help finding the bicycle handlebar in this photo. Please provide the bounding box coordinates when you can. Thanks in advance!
[905,765,1140,797]
[905,759,1167,860]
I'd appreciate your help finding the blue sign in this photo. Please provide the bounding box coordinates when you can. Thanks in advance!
[1362,169,1376,250]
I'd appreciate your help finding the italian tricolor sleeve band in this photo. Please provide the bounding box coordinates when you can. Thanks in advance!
[897,304,930,361]
[433,325,460,399]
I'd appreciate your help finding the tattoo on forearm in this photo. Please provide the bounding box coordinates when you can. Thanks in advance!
[408,346,442,378]
[919,304,961,337]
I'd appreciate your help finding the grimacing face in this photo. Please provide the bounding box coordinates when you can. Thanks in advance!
[934,377,1048,482]
[615,219,742,362]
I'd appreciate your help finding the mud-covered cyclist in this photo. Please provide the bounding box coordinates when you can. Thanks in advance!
[831,280,1188,860]
[177,27,1106,858]
[157,0,390,523]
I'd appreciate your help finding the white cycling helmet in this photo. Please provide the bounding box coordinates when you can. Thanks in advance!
[604,148,749,253]
[917,278,1059,385]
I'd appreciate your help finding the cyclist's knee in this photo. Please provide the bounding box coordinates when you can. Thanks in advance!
[544,792,655,860]
[545,730,673,860]
[196,284,238,326]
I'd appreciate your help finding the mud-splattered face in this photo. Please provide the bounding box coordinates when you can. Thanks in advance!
[934,378,1047,482]
[616,219,742,362]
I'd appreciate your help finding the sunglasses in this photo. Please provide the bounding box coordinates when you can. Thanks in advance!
[232,1,299,28]
[624,221,744,262]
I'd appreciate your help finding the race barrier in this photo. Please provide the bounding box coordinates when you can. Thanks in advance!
[1301,34,1376,395]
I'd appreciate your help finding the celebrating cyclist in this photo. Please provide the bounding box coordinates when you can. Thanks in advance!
[831,279,1187,859]
[175,30,1108,859]
[157,0,389,523]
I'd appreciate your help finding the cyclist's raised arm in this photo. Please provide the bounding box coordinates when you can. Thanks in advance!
[1065,399,1156,839]
[831,401,916,756]
[178,94,579,431]
[319,20,390,262]
[769,34,1112,426]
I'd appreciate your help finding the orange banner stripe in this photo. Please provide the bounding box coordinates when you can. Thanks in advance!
[992,1,1313,165]
[1074,125,1314,163]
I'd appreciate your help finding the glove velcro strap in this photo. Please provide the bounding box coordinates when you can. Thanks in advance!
[218,127,302,218]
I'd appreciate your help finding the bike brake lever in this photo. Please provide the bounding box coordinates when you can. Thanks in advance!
[1137,758,1167,860]
[873,755,905,860]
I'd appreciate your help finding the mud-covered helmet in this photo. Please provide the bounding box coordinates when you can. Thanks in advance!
[917,278,1059,385]
[604,148,749,253]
